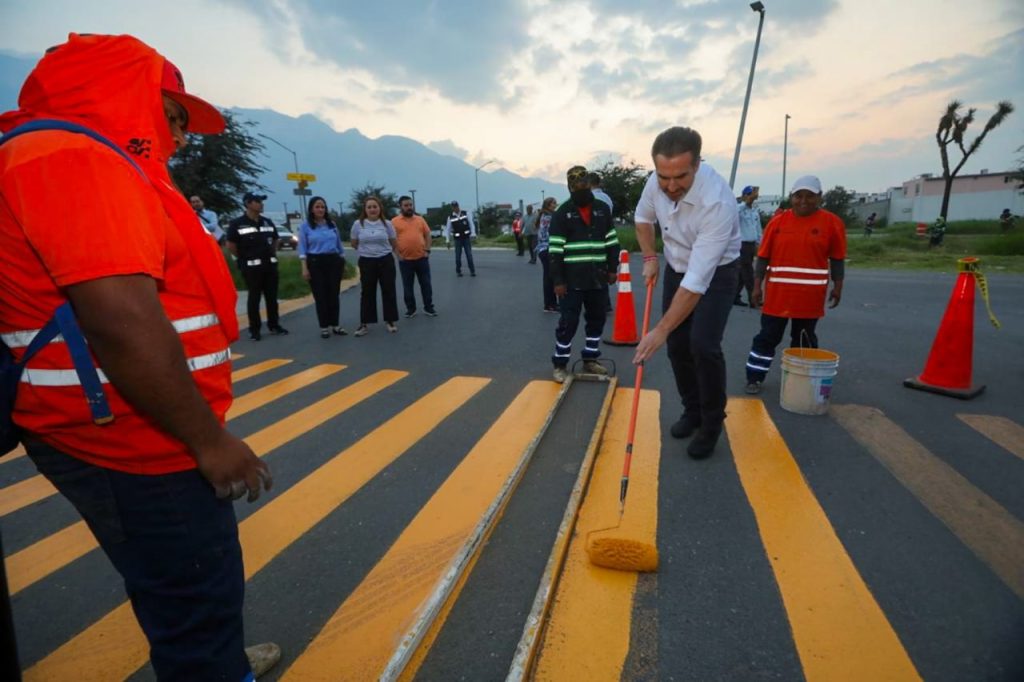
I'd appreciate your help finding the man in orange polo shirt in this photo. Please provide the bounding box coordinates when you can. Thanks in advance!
[743,175,846,394]
[392,195,437,317]
[0,34,277,679]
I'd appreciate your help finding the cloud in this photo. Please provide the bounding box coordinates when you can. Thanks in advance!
[427,139,470,160]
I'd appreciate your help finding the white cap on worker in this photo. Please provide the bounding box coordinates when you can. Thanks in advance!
[790,175,822,195]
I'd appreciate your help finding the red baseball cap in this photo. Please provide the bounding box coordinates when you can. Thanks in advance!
[161,59,225,134]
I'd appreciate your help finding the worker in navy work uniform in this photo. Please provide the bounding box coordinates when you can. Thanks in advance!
[548,165,619,383]
[227,192,289,340]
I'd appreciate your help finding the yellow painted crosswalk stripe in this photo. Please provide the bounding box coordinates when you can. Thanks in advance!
[531,388,660,681]
[227,363,345,419]
[231,358,291,382]
[283,380,560,681]
[24,375,486,681]
[835,404,1024,601]
[727,399,920,681]
[6,370,406,597]
[1,443,26,462]
[957,414,1024,462]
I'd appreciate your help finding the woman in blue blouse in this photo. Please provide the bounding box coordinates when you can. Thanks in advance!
[299,196,346,338]
[350,195,399,336]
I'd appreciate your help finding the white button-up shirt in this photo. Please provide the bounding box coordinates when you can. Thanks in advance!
[634,162,741,294]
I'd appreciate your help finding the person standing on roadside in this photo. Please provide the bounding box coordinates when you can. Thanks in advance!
[191,194,225,244]
[735,185,761,307]
[536,196,559,313]
[0,33,279,680]
[589,172,615,312]
[392,195,437,318]
[512,211,524,256]
[743,175,846,395]
[298,195,346,338]
[227,191,289,341]
[632,126,741,460]
[444,200,477,277]
[521,203,539,264]
[351,195,399,335]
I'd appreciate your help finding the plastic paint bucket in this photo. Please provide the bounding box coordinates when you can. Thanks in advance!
[779,348,839,415]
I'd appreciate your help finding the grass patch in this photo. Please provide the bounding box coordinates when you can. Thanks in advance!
[226,251,358,300]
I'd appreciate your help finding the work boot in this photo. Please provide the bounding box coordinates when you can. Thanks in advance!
[582,360,608,376]
[744,381,763,395]
[552,366,569,384]
[669,412,701,439]
[245,642,281,679]
[687,426,722,460]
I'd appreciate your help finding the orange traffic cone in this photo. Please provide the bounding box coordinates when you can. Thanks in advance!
[904,257,989,399]
[604,250,639,346]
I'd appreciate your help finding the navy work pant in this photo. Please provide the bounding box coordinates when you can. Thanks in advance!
[243,264,280,333]
[745,314,820,383]
[307,253,343,328]
[552,288,606,368]
[25,440,250,681]
[663,260,738,429]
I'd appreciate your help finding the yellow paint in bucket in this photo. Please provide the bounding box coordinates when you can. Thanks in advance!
[779,348,839,415]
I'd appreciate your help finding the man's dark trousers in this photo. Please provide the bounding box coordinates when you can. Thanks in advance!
[663,261,738,428]
[454,236,475,275]
[552,288,606,367]
[746,315,819,383]
[25,441,250,681]
[736,241,756,303]
[399,257,434,314]
[243,263,280,333]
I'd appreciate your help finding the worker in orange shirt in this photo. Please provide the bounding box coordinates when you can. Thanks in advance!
[744,176,846,394]
[0,34,278,679]
[392,195,437,317]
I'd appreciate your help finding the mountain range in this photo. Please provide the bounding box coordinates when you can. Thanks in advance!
[0,52,564,214]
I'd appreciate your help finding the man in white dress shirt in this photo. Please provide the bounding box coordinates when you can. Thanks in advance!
[633,127,741,459]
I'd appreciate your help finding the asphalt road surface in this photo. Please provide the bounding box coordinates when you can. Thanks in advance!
[3,247,1022,681]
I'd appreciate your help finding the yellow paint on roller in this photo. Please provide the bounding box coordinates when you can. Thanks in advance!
[25,376,487,681]
[226,363,345,419]
[231,358,291,382]
[283,380,561,681]
[6,522,94,595]
[957,413,1024,461]
[532,387,660,681]
[836,404,1024,601]
[586,536,658,572]
[727,399,921,682]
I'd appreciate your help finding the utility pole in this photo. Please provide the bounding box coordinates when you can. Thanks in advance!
[283,202,289,229]
[729,1,767,189]
[782,113,791,203]
[409,189,417,210]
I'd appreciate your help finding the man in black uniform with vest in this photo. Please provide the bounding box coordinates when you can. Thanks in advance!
[444,200,476,277]
[227,192,289,340]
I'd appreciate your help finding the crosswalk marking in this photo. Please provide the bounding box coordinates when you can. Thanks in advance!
[226,363,345,419]
[727,399,921,681]
[283,380,560,681]
[957,414,1024,462]
[834,404,1024,601]
[531,388,660,681]
[231,358,291,382]
[0,474,56,518]
[24,376,488,680]
[6,370,407,597]
[7,522,93,595]
[1,443,26,462]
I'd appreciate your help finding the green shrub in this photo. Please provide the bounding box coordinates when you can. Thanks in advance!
[973,230,1024,256]
[225,251,357,300]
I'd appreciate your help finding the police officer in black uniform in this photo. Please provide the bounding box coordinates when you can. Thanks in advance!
[227,192,289,340]
[444,200,476,277]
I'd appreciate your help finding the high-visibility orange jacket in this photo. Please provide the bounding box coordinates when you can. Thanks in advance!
[0,34,238,474]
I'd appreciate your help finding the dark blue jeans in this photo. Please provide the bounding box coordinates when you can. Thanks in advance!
[25,440,251,681]
[398,257,434,314]
[663,260,738,429]
[454,237,475,275]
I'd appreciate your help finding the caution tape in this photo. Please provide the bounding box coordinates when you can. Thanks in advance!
[959,257,1000,329]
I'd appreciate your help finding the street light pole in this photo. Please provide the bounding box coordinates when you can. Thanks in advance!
[409,189,417,210]
[258,132,306,215]
[474,159,496,223]
[729,1,766,189]
[781,113,791,204]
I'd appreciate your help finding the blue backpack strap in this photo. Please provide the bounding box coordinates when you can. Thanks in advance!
[1,119,145,178]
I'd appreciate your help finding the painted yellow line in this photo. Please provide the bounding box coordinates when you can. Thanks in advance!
[532,387,660,682]
[231,358,292,382]
[7,370,406,597]
[235,294,314,329]
[0,475,57,518]
[957,414,1024,462]
[1,443,26,463]
[227,363,345,420]
[25,375,486,681]
[283,380,560,681]
[728,399,920,681]
[6,522,94,595]
[836,404,1024,601]
[232,353,245,360]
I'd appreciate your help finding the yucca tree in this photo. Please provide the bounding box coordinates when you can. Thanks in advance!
[935,100,1014,220]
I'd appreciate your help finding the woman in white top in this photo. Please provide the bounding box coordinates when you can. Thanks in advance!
[349,196,399,335]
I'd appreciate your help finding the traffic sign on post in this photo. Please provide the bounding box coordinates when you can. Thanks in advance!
[293,189,312,196]
[286,173,318,182]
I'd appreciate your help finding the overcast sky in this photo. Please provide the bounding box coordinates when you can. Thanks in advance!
[2,0,1021,196]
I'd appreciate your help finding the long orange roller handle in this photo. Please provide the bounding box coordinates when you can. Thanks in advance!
[619,281,656,507]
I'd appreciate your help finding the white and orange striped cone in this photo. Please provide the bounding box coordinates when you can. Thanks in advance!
[604,250,640,346]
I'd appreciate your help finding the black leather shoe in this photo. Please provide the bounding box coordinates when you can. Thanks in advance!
[249,329,261,341]
[669,413,701,439]
[687,426,722,459]
[268,325,289,335]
